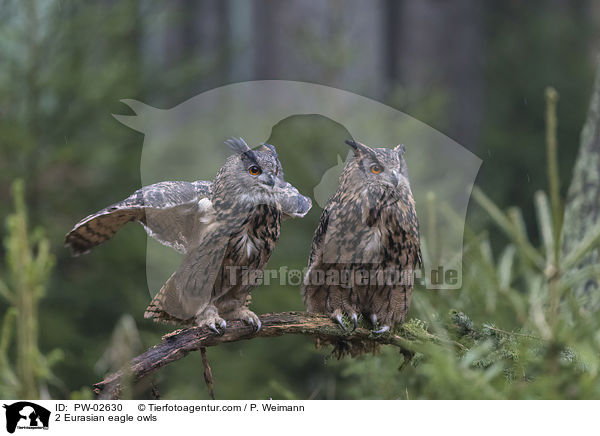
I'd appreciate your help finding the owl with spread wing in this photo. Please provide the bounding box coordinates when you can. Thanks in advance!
[65,138,311,333]
[303,140,421,334]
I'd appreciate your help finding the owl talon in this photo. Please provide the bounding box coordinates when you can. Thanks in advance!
[373,325,390,334]
[351,313,358,331]
[334,314,345,330]
[195,308,226,335]
[226,307,261,334]
[208,323,222,335]
[251,317,262,332]
[246,317,261,333]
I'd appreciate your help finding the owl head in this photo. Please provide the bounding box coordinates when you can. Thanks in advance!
[342,139,410,190]
[224,137,284,190]
[215,137,311,217]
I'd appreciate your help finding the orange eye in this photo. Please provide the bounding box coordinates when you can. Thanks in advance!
[248,165,262,176]
[370,164,383,174]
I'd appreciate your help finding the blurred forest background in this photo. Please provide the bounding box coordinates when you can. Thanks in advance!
[2,0,600,399]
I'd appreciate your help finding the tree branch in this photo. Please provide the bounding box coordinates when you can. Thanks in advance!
[92,311,458,399]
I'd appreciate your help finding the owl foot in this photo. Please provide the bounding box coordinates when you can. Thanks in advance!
[205,318,227,335]
[195,307,227,335]
[227,307,262,333]
[245,314,262,333]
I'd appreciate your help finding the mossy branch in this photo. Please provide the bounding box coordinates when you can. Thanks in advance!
[92,311,463,399]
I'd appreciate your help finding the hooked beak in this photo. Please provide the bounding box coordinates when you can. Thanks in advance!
[262,174,276,188]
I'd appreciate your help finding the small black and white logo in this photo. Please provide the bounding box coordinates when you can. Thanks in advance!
[3,402,50,434]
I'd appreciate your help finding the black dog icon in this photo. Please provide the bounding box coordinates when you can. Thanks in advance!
[3,402,50,433]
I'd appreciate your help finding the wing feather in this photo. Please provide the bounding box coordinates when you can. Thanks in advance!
[65,180,213,255]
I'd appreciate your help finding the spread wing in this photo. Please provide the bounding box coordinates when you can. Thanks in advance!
[65,180,214,256]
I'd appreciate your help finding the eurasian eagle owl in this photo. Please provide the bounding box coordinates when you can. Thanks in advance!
[66,138,312,333]
[303,139,421,334]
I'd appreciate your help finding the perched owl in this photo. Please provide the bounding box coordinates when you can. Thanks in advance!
[66,138,312,333]
[303,139,421,334]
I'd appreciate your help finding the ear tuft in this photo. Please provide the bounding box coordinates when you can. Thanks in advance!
[261,142,278,156]
[345,139,374,156]
[394,144,406,156]
[225,137,251,154]
[345,139,359,151]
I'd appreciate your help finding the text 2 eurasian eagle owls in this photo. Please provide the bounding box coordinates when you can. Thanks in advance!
[65,138,311,333]
[303,140,422,333]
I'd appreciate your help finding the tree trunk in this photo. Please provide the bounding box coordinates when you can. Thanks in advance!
[561,61,600,310]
